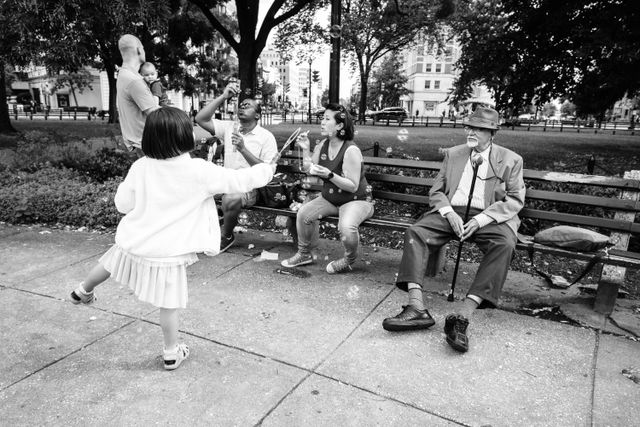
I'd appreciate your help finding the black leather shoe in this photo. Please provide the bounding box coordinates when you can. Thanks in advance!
[382,305,435,331]
[444,314,469,353]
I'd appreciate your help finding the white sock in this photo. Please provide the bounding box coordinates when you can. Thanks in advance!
[163,345,179,355]
[76,283,92,295]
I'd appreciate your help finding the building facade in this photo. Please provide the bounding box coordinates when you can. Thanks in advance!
[398,37,494,117]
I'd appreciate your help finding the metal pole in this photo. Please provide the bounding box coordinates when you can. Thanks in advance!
[329,0,341,103]
[308,58,312,123]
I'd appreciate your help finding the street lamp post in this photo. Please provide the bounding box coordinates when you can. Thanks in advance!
[308,58,312,123]
[329,0,341,104]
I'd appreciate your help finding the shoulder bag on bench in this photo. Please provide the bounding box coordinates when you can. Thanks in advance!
[522,226,614,289]
[257,173,298,208]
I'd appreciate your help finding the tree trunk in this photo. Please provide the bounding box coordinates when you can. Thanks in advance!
[71,85,78,106]
[236,47,257,102]
[104,59,117,124]
[0,60,16,133]
[358,70,371,123]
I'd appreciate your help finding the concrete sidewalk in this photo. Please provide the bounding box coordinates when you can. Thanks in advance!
[1,223,638,426]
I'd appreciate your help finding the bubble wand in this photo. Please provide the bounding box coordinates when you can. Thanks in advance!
[272,128,309,163]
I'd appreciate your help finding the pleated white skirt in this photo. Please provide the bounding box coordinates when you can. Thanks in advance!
[99,245,198,309]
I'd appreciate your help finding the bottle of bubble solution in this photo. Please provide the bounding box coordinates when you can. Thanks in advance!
[299,132,312,172]
[230,77,240,152]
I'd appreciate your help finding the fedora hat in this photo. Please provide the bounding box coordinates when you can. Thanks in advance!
[463,107,500,130]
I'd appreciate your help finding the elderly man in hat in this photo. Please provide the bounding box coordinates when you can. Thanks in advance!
[382,107,526,353]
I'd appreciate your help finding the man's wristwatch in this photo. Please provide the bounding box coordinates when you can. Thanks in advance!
[327,172,335,180]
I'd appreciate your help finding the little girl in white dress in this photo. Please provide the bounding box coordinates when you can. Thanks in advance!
[69,107,274,370]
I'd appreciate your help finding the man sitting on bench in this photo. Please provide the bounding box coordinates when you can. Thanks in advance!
[382,107,526,353]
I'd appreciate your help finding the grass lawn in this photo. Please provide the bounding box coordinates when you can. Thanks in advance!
[4,118,640,175]
[269,122,640,176]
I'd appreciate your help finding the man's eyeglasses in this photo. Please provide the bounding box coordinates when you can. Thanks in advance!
[464,126,487,134]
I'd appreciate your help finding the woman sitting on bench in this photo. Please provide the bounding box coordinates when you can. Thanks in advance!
[281,104,374,274]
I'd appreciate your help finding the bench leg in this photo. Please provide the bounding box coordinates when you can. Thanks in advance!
[285,216,298,246]
[425,245,447,277]
[594,279,620,315]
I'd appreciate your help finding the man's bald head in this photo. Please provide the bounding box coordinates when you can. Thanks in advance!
[118,34,145,63]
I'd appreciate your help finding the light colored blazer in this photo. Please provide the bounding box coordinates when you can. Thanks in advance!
[428,143,526,236]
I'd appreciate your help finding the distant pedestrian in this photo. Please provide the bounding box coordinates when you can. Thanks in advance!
[139,62,169,106]
[69,107,274,370]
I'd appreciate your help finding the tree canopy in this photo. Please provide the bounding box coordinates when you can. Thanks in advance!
[368,53,410,110]
[0,0,172,130]
[0,0,57,132]
[340,0,454,121]
[450,0,640,118]
[189,0,323,100]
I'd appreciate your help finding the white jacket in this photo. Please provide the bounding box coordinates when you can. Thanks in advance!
[114,154,273,257]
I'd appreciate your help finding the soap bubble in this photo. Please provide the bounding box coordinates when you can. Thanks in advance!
[301,176,313,189]
[397,128,409,142]
[238,212,249,226]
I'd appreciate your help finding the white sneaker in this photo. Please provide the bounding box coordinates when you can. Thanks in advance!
[281,252,313,268]
[163,343,190,371]
[70,283,96,305]
[326,258,353,274]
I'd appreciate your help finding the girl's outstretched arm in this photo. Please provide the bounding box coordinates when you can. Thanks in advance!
[202,162,274,196]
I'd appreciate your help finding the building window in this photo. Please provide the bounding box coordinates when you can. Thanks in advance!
[434,81,440,89]
[435,64,442,73]
[425,63,432,72]
[424,101,436,112]
[57,94,69,107]
[425,80,431,89]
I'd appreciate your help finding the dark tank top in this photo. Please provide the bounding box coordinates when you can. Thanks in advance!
[318,139,370,206]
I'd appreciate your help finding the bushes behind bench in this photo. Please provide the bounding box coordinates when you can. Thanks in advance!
[0,166,121,227]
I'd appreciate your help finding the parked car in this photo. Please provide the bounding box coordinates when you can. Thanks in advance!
[369,107,409,122]
[313,108,325,119]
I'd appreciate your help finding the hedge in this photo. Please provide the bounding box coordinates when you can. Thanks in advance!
[0,166,122,227]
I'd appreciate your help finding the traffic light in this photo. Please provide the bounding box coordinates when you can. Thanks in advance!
[302,88,308,97]
[312,70,320,83]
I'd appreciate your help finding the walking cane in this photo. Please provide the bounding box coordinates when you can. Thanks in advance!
[448,154,484,302]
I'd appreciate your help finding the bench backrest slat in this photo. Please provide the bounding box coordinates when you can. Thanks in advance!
[523,170,640,190]
[371,190,430,205]
[365,173,433,187]
[525,189,640,211]
[520,208,640,234]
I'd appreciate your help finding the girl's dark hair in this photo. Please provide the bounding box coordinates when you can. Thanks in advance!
[142,107,194,159]
[324,103,354,141]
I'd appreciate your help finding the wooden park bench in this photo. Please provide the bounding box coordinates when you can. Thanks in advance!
[248,152,640,315]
